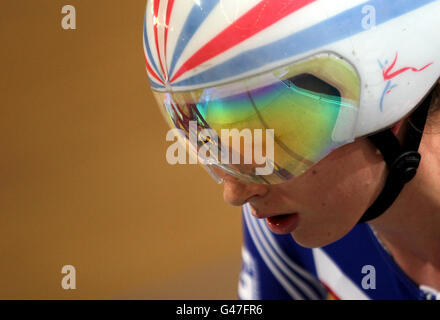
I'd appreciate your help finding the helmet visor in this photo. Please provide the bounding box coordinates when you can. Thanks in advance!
[153,55,361,184]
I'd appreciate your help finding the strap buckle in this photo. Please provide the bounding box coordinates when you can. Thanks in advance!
[390,151,421,184]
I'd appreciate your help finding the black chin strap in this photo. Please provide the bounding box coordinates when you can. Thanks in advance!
[358,91,434,224]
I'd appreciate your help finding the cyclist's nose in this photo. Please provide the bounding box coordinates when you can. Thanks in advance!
[221,173,269,207]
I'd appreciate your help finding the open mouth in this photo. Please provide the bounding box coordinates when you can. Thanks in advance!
[266,213,300,235]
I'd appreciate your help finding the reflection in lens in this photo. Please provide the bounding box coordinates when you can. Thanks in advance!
[154,55,360,184]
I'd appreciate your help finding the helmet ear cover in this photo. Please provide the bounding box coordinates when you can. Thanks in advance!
[358,88,435,224]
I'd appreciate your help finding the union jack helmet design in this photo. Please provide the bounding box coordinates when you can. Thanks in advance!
[143,0,440,184]
[144,0,440,136]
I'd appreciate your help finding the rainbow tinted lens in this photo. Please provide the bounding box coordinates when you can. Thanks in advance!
[154,55,360,184]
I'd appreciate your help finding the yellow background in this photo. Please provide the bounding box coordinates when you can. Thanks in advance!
[0,1,242,299]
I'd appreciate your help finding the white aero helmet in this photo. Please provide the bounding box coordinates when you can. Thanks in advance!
[143,0,440,186]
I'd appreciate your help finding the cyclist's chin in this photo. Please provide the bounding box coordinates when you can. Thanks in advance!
[289,218,357,249]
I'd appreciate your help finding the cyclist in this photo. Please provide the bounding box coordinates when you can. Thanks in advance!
[143,0,440,299]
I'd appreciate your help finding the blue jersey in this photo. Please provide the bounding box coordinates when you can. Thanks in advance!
[239,203,440,300]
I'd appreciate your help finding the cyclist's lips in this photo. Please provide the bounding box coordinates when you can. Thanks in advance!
[266,213,300,235]
[248,204,300,235]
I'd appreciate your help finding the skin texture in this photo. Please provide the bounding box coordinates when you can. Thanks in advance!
[219,138,386,247]
[218,84,440,289]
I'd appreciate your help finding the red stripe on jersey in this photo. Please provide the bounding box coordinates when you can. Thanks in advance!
[321,281,341,300]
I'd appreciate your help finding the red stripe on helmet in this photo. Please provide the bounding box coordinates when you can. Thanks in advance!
[153,0,167,80]
[170,0,316,83]
[163,0,175,78]
[145,53,165,85]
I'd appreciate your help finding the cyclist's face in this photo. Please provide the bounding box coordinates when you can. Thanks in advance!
[217,137,387,248]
